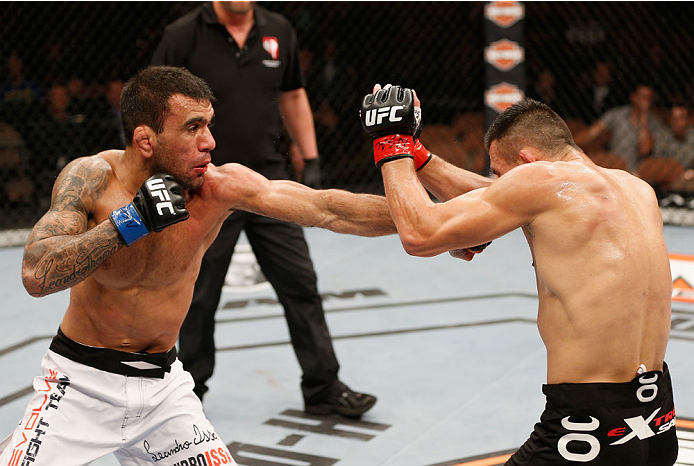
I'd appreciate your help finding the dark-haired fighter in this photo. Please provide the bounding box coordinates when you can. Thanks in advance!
[361,85,678,466]
[0,66,406,466]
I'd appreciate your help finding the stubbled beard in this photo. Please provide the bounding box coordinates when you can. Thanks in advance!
[151,146,201,191]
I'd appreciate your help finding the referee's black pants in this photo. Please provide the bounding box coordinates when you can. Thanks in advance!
[178,210,341,403]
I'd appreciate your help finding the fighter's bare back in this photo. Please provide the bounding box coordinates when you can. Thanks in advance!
[511,158,671,384]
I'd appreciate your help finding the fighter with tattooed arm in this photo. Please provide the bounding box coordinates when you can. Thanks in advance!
[2,66,405,466]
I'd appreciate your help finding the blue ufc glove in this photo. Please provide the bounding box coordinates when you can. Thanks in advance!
[109,173,189,246]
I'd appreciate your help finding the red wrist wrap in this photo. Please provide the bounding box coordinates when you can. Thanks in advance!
[373,134,415,167]
[413,140,433,171]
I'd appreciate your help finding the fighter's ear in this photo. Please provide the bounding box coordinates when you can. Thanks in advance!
[518,149,537,163]
[133,125,156,159]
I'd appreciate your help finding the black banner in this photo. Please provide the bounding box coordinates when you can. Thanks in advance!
[484,1,526,131]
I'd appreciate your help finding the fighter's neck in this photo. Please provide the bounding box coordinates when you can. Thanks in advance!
[553,147,585,163]
[115,148,157,194]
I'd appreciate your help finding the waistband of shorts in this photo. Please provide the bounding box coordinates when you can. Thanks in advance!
[542,362,672,409]
[49,327,177,379]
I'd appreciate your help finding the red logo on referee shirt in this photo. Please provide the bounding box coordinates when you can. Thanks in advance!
[262,36,279,60]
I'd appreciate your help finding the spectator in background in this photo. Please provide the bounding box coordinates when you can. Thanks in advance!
[152,1,376,417]
[571,62,621,124]
[576,83,665,172]
[653,100,694,172]
[66,75,110,122]
[103,79,126,149]
[26,84,86,200]
[643,100,694,202]
[588,62,620,121]
[528,69,559,111]
[65,76,87,116]
[0,122,34,228]
[319,39,341,109]
[314,38,357,186]
[45,84,72,125]
[0,51,44,127]
[41,41,69,86]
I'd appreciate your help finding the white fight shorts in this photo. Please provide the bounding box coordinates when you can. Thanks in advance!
[0,328,237,466]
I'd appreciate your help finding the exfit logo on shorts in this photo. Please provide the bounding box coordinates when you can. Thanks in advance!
[363,106,405,126]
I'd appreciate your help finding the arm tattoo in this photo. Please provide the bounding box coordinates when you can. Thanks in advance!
[30,224,122,296]
[29,157,110,242]
[24,156,125,297]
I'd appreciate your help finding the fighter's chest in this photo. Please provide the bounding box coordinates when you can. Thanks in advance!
[99,225,203,286]
[91,193,218,287]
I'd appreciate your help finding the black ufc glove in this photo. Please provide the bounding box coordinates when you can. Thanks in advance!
[469,241,492,252]
[361,85,420,167]
[302,158,322,189]
[109,173,189,246]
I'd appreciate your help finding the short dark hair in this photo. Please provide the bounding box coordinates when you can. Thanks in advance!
[120,66,215,145]
[484,98,580,156]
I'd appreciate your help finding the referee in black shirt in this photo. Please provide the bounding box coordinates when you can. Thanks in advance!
[151,1,376,417]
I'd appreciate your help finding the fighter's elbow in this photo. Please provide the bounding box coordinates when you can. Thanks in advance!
[21,257,49,297]
[399,231,436,257]
[22,269,43,297]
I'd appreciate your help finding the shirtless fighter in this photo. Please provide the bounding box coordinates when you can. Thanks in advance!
[0,66,416,466]
[361,86,678,465]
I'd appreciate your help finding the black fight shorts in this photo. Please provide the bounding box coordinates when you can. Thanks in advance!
[506,362,678,466]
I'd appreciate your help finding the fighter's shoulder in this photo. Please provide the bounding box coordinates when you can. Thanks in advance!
[58,152,113,186]
[207,162,250,181]
[484,162,568,212]
[610,167,658,201]
[51,153,114,211]
[195,163,269,213]
[202,163,260,195]
[497,161,559,189]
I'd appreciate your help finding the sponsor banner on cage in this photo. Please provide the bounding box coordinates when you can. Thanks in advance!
[670,253,694,304]
[484,82,524,114]
[484,0,525,157]
[485,39,525,72]
[485,1,525,29]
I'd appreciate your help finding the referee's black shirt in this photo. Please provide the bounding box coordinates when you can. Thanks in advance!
[151,3,304,178]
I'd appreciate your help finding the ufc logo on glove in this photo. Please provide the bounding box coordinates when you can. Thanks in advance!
[146,178,175,216]
[363,106,405,126]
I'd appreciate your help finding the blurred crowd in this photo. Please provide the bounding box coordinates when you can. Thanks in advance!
[2,2,694,229]
[0,50,125,221]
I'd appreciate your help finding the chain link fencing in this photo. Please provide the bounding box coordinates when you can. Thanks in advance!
[1,2,693,245]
